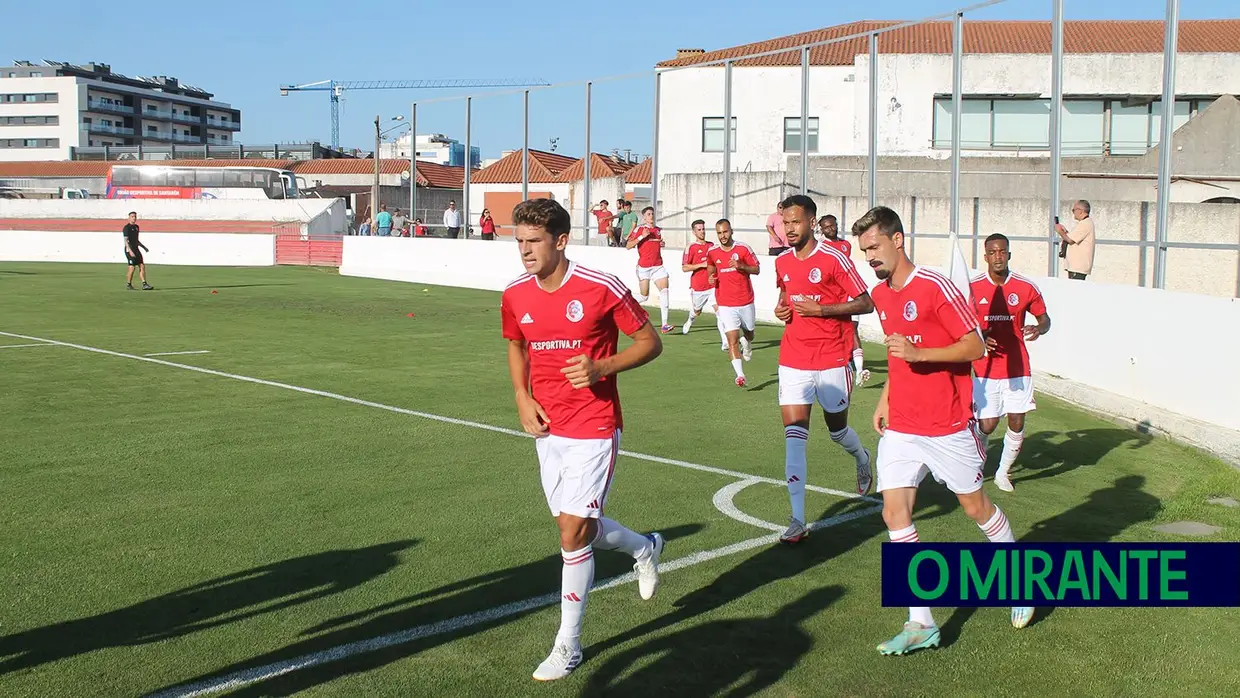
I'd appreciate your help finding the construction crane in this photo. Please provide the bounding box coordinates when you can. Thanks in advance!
[279,78,550,150]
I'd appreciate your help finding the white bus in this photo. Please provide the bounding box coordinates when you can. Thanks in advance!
[106,165,302,200]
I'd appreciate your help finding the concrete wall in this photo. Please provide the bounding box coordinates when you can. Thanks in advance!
[339,236,1240,461]
[655,169,1240,297]
[0,197,342,224]
[0,230,275,266]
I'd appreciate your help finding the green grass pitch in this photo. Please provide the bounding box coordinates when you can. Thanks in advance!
[1,262,1238,697]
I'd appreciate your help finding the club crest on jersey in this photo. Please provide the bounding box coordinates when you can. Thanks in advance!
[1007,292,1019,306]
[566,300,585,323]
[808,268,822,283]
[903,301,918,321]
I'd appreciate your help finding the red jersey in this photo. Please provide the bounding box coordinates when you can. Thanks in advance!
[592,208,614,235]
[970,271,1047,380]
[706,242,759,307]
[628,225,664,268]
[682,241,713,292]
[821,237,851,257]
[775,244,869,370]
[871,266,980,437]
[501,263,649,439]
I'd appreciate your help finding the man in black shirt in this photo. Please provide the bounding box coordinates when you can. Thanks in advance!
[123,211,153,290]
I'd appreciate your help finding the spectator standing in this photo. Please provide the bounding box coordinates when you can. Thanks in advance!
[480,209,497,241]
[592,200,616,246]
[766,200,789,256]
[375,205,393,237]
[392,208,408,237]
[444,200,463,238]
[1055,199,1096,281]
[413,218,428,237]
[358,217,372,237]
[617,200,639,247]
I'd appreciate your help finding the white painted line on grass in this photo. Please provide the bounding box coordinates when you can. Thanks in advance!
[145,502,882,698]
[0,342,56,349]
[712,479,785,532]
[144,350,212,357]
[0,330,881,504]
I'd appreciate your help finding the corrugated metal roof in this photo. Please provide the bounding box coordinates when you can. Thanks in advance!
[656,19,1240,68]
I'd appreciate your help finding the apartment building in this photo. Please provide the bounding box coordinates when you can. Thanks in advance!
[0,60,241,161]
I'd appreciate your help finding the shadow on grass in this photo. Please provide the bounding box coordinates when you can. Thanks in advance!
[1010,428,1153,484]
[151,524,704,697]
[0,540,418,676]
[940,474,1162,643]
[583,585,845,697]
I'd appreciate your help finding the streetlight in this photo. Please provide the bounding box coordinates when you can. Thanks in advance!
[372,115,405,224]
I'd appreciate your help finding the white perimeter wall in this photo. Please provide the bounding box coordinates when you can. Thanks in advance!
[0,197,343,225]
[0,230,275,266]
[341,237,1240,460]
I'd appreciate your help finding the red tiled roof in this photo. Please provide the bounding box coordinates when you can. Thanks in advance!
[556,153,637,183]
[624,158,651,184]
[414,161,464,189]
[656,19,1240,68]
[0,161,112,177]
[471,149,577,184]
[290,158,411,175]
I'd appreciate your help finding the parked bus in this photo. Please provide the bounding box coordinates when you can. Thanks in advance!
[105,165,301,200]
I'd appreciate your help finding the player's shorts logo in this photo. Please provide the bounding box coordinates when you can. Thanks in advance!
[1007,292,1019,306]
[903,301,918,321]
[566,300,585,323]
[808,268,822,283]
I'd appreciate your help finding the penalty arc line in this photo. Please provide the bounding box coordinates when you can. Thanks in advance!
[0,330,881,504]
[145,502,882,698]
[145,350,212,357]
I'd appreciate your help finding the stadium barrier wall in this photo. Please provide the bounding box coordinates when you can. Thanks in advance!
[0,230,276,267]
[340,237,1240,463]
[0,198,344,228]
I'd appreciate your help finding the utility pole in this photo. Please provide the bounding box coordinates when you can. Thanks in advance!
[373,115,381,222]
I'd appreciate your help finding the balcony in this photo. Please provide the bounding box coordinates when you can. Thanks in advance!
[206,117,241,131]
[88,123,135,136]
[173,111,201,124]
[142,108,174,120]
[171,132,202,144]
[86,99,135,115]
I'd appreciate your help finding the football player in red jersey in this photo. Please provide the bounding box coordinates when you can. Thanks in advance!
[853,206,1033,656]
[819,213,868,386]
[501,199,666,681]
[625,206,675,333]
[680,219,727,346]
[772,195,875,544]
[706,219,761,386]
[970,233,1052,492]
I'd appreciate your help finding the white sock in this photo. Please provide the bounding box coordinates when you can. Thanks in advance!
[889,526,935,627]
[998,429,1024,474]
[785,425,809,522]
[557,545,594,647]
[635,294,648,304]
[717,315,726,346]
[979,506,1016,543]
[829,427,866,464]
[684,310,697,331]
[659,289,670,327]
[731,358,744,379]
[852,348,864,373]
[592,518,652,561]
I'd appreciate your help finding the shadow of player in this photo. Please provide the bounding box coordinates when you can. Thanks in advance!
[152,525,704,697]
[0,540,418,676]
[941,474,1162,644]
[1009,427,1152,484]
[582,585,845,697]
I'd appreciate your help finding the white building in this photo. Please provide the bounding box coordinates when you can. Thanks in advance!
[0,60,241,162]
[380,132,481,170]
[655,19,1240,176]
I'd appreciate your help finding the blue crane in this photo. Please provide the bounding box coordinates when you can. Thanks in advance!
[279,78,550,150]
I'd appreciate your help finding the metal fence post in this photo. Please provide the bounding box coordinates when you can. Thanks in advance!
[409,102,417,224]
[1048,0,1065,276]
[651,72,661,215]
[722,60,733,222]
[868,32,879,210]
[522,90,530,202]
[463,96,472,239]
[950,11,963,236]
[1154,0,1180,289]
[800,47,809,195]
[584,82,592,245]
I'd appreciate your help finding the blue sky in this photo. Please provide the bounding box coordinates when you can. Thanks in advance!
[8,0,1235,159]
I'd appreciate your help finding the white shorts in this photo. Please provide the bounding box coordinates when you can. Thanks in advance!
[973,375,1037,419]
[778,365,853,411]
[535,429,620,519]
[690,289,715,312]
[718,303,756,332]
[876,427,987,495]
[636,265,669,282]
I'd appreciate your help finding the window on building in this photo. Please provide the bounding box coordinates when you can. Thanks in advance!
[1148,99,1192,147]
[991,99,1051,149]
[932,98,993,149]
[1062,100,1105,156]
[30,71,42,78]
[783,117,820,153]
[23,94,37,102]
[702,117,737,153]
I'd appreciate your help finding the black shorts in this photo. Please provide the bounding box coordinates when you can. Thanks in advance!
[126,249,143,266]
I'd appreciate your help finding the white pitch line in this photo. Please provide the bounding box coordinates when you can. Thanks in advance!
[0,330,881,505]
[0,342,55,349]
[712,479,786,532]
[144,350,212,357]
[145,502,882,698]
